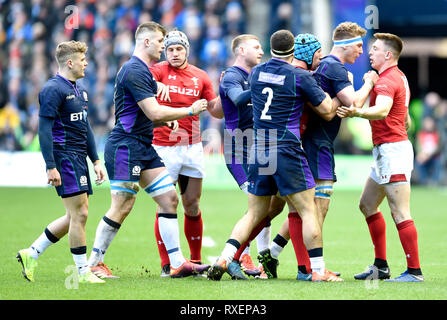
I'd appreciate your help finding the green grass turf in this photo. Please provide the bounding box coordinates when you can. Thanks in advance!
[1,186,446,300]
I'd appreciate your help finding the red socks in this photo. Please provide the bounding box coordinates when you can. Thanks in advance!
[154,213,170,268]
[184,211,203,262]
[396,219,420,269]
[233,217,270,261]
[366,212,387,261]
[155,211,204,265]
[288,212,311,274]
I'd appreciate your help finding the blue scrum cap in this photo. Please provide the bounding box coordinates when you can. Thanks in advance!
[294,33,322,66]
[164,30,190,57]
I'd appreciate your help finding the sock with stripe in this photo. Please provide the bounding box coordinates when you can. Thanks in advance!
[154,213,171,268]
[396,219,422,275]
[270,234,288,259]
[88,216,121,267]
[308,247,325,276]
[71,246,89,275]
[157,213,186,268]
[184,211,203,262]
[256,222,271,253]
[288,212,311,273]
[221,239,241,266]
[29,227,60,260]
[232,217,270,262]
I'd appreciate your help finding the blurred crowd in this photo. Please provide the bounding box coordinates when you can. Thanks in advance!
[0,0,446,186]
[0,0,250,152]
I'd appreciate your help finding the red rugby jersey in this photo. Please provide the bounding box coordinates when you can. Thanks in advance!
[150,61,217,146]
[369,65,410,145]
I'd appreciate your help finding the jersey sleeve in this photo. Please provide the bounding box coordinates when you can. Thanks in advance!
[220,71,250,107]
[200,71,217,101]
[149,63,162,81]
[124,68,157,102]
[327,63,352,94]
[38,84,64,119]
[373,77,395,99]
[299,72,327,107]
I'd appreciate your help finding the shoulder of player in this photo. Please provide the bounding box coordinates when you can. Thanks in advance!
[40,77,63,96]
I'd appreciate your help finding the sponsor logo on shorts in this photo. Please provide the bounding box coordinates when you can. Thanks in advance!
[132,165,141,176]
[80,176,88,186]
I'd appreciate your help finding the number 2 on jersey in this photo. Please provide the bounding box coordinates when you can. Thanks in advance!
[260,87,273,120]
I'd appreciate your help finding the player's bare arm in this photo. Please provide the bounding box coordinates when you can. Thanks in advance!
[337,95,393,119]
[309,92,333,118]
[405,110,411,131]
[207,96,224,119]
[137,96,207,122]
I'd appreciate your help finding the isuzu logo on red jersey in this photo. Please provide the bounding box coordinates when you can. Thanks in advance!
[169,86,200,97]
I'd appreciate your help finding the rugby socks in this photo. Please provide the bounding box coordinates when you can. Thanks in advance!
[88,216,121,267]
[154,213,170,268]
[308,248,325,276]
[233,244,249,262]
[157,213,186,269]
[29,227,59,259]
[232,217,271,262]
[288,212,311,274]
[184,210,203,262]
[270,234,288,259]
[366,212,387,265]
[71,246,89,275]
[256,223,271,253]
[396,219,422,275]
[221,239,241,266]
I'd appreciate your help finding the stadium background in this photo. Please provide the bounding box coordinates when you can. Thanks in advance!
[0,0,446,187]
[1,0,447,302]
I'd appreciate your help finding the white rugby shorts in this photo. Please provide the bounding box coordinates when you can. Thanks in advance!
[370,140,413,185]
[153,142,205,182]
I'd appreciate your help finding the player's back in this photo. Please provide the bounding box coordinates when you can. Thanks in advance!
[305,55,351,143]
[250,58,313,148]
[219,66,253,131]
[39,75,89,154]
[112,56,158,144]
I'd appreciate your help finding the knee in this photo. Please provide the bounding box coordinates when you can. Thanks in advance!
[182,195,200,216]
[159,191,179,213]
[71,203,89,225]
[358,200,370,216]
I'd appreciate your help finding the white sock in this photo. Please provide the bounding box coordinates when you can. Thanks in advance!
[310,256,325,276]
[221,241,239,266]
[30,228,59,260]
[270,242,284,259]
[71,247,89,275]
[158,214,186,268]
[88,216,120,267]
[256,226,271,253]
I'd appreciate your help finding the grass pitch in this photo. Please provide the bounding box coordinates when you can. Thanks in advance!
[1,186,446,300]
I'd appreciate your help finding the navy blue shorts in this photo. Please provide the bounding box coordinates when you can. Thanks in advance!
[302,137,336,182]
[104,135,164,182]
[247,145,316,197]
[53,151,92,198]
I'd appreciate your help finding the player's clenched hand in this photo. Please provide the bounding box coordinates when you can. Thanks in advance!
[166,120,179,132]
[189,99,208,115]
[336,105,358,118]
[156,82,171,102]
[47,168,61,187]
[93,161,106,185]
[363,71,379,87]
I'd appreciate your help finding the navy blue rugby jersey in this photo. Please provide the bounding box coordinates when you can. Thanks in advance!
[249,58,326,149]
[111,55,158,143]
[38,74,90,153]
[305,55,352,143]
[219,65,253,131]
